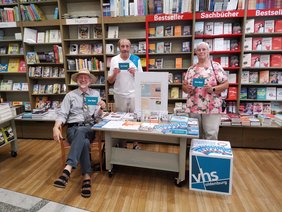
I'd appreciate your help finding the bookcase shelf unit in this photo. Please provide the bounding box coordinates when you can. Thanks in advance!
[241,8,282,115]
[195,10,245,114]
[146,13,193,112]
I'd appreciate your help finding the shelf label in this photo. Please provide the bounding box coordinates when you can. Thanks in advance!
[196,10,244,19]
[248,9,282,17]
[0,22,17,28]
[147,13,192,22]
[66,18,98,25]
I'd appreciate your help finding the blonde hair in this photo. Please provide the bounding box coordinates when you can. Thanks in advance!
[195,41,210,51]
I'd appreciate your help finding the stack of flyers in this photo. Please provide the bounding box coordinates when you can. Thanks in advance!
[191,140,232,156]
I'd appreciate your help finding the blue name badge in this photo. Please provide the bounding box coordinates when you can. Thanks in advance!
[193,78,205,87]
[119,63,129,70]
[85,96,98,105]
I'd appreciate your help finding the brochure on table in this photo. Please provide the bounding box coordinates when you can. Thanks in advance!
[135,72,168,115]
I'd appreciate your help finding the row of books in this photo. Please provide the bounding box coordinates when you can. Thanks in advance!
[0,125,15,146]
[245,19,282,34]
[196,0,245,12]
[244,37,282,51]
[241,70,282,84]
[0,43,22,55]
[103,0,147,17]
[19,4,46,21]
[69,43,102,55]
[195,38,240,52]
[243,53,282,68]
[0,59,26,73]
[211,55,239,68]
[26,46,63,64]
[24,28,61,44]
[74,25,102,40]
[149,25,191,37]
[0,80,28,91]
[195,21,241,35]
[0,6,20,22]
[29,66,65,78]
[33,96,61,110]
[148,0,192,14]
[1,0,17,3]
[248,0,282,9]
[67,57,104,71]
[33,83,66,95]
[149,41,190,53]
[241,87,282,101]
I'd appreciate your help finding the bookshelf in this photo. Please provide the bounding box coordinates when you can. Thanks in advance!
[146,13,193,112]
[241,8,282,115]
[59,0,106,102]
[0,2,27,106]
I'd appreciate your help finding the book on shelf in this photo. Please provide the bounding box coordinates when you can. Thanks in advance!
[232,23,241,34]
[262,103,272,114]
[230,55,239,67]
[78,25,90,39]
[149,59,156,69]
[149,27,155,37]
[168,73,173,84]
[2,126,15,142]
[156,26,164,37]
[251,54,261,68]
[259,70,269,84]
[37,32,45,43]
[256,87,266,100]
[49,29,61,43]
[23,28,37,44]
[247,87,257,99]
[245,19,254,34]
[182,41,190,52]
[213,22,223,35]
[174,25,182,36]
[264,20,275,33]
[223,23,232,34]
[138,41,146,53]
[79,44,92,55]
[227,72,237,84]
[213,38,224,51]
[164,26,173,37]
[8,43,19,54]
[254,20,265,33]
[227,87,237,100]
[69,44,78,55]
[156,42,164,53]
[8,58,20,72]
[195,22,204,35]
[253,102,263,115]
[230,39,240,51]
[175,58,182,69]
[242,53,251,67]
[270,54,282,67]
[240,87,247,99]
[12,83,22,91]
[266,87,277,100]
[269,71,279,84]
[244,37,252,51]
[204,22,214,35]
[155,58,163,69]
[173,73,182,83]
[106,44,114,54]
[183,26,191,35]
[19,60,26,72]
[108,26,119,38]
[26,52,39,64]
[262,37,272,50]
[93,26,102,38]
[252,37,262,50]
[164,42,171,53]
[249,71,259,83]
[170,87,180,99]
[277,88,282,101]
[272,37,282,50]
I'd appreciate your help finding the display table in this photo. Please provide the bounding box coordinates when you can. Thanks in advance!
[94,126,198,185]
[0,116,17,157]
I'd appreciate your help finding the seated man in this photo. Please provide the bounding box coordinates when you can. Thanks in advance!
[53,70,106,198]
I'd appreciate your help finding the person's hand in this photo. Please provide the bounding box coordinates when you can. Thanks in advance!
[113,68,120,76]
[98,100,106,110]
[128,67,136,76]
[53,126,63,142]
[183,80,194,95]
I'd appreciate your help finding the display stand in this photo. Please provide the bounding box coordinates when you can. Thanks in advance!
[0,116,17,157]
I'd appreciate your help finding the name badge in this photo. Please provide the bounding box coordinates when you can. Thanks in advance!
[119,63,129,70]
[85,96,98,105]
[193,78,205,87]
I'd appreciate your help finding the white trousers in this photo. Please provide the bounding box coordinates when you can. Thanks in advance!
[189,113,222,140]
[114,94,135,112]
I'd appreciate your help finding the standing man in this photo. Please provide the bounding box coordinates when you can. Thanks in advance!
[108,39,143,149]
[53,70,106,198]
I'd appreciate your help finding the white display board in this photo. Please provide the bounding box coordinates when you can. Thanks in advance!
[135,72,168,114]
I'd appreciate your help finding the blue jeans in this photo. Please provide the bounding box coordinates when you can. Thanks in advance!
[66,126,95,175]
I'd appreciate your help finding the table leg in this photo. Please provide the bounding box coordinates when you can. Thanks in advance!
[177,137,187,184]
[105,132,113,171]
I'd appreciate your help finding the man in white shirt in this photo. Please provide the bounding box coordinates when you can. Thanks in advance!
[108,39,143,149]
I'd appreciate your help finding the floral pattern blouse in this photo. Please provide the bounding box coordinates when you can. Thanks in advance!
[184,61,228,114]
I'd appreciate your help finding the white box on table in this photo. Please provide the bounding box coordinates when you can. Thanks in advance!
[189,139,233,195]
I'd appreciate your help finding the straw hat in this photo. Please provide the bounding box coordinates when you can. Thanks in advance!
[71,70,97,83]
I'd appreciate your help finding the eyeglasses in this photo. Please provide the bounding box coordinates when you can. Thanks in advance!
[196,48,208,52]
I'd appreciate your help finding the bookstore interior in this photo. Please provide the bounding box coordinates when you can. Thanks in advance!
[0,0,281,210]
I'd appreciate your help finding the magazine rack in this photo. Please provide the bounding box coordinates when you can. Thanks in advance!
[0,117,17,157]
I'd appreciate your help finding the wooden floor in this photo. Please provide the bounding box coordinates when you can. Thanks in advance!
[0,139,281,212]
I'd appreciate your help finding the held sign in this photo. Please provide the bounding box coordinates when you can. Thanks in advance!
[86,96,98,105]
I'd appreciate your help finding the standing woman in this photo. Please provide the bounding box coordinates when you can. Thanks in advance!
[182,42,229,140]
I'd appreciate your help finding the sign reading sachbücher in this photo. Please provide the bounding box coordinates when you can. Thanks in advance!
[189,139,233,195]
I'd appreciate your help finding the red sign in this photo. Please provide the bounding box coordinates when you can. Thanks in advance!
[247,9,282,17]
[146,13,193,22]
[196,10,244,19]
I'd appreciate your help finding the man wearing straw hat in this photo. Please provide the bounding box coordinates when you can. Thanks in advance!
[53,69,106,198]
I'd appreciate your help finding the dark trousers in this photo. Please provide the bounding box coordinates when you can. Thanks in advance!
[66,125,95,175]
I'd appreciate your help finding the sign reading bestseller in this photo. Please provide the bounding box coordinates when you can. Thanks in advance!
[85,96,98,105]
[119,63,129,70]
[192,78,205,87]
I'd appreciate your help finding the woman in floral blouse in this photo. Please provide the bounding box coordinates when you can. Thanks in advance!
[182,42,229,140]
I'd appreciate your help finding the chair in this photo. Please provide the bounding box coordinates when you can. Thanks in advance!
[59,127,103,174]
